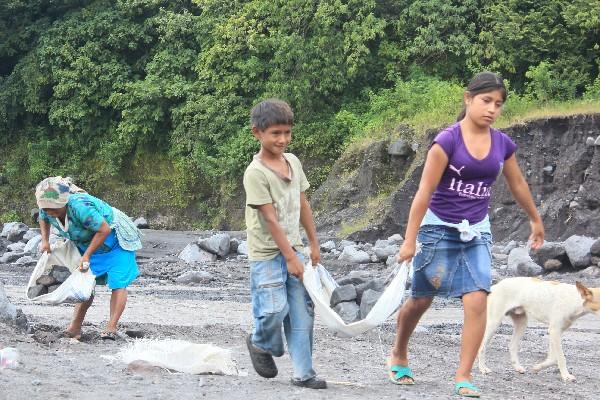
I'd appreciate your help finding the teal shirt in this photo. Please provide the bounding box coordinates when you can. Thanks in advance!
[40,193,114,250]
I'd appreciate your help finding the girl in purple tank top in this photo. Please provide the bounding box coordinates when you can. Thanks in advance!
[387,72,545,397]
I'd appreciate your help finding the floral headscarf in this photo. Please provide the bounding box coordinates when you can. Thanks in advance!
[35,176,86,209]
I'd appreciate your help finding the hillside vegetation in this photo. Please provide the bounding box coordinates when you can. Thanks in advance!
[1,0,599,228]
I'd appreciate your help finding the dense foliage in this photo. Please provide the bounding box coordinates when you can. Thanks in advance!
[1,0,599,225]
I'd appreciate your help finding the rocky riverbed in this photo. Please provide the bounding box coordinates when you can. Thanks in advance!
[1,228,600,400]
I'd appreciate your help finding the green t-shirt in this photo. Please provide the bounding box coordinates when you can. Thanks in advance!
[243,153,310,261]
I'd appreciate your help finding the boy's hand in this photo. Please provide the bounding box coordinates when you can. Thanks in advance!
[286,254,305,279]
[396,241,416,263]
[40,241,51,254]
[310,246,321,267]
[529,220,545,250]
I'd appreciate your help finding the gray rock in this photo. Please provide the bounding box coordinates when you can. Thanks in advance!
[237,241,248,255]
[374,239,390,248]
[198,233,231,257]
[360,289,383,319]
[333,301,360,323]
[356,279,385,303]
[320,240,336,253]
[36,275,57,286]
[1,282,27,328]
[491,268,501,283]
[386,255,396,267]
[0,252,24,264]
[336,240,355,251]
[387,234,403,244]
[529,241,567,266]
[178,243,217,263]
[1,222,22,237]
[7,242,26,252]
[133,217,149,229]
[0,237,9,252]
[586,136,595,146]
[491,245,504,254]
[229,238,240,254]
[338,270,371,286]
[502,240,518,255]
[508,247,543,276]
[543,259,563,271]
[591,256,600,266]
[564,235,595,269]
[23,235,42,254]
[590,239,600,256]
[338,246,371,264]
[47,284,61,293]
[492,253,508,262]
[5,223,29,242]
[175,271,214,284]
[374,245,399,262]
[370,254,378,263]
[579,266,600,278]
[27,284,48,298]
[362,243,373,252]
[595,135,600,146]
[22,229,40,242]
[330,285,357,307]
[388,139,413,157]
[15,256,36,265]
[50,266,71,283]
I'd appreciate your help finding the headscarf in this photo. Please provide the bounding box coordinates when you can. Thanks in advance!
[35,176,86,209]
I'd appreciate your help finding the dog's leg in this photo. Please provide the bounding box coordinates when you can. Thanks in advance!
[477,310,503,374]
[509,312,527,373]
[548,326,575,382]
[533,336,556,372]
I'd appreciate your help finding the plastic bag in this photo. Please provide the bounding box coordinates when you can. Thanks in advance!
[302,261,410,337]
[118,339,238,375]
[25,240,95,304]
[0,347,20,369]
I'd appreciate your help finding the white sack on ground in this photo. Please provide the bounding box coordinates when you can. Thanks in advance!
[118,339,238,375]
[25,240,95,304]
[303,261,410,337]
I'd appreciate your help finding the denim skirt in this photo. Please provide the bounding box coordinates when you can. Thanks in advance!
[411,225,492,298]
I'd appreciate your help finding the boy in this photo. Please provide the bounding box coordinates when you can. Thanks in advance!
[243,98,326,389]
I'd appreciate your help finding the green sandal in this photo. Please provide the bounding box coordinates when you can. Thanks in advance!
[388,362,415,385]
[455,381,480,398]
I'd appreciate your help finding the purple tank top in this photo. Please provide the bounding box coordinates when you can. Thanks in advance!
[428,123,517,224]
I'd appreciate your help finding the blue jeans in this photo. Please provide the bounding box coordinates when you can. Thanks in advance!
[250,252,316,381]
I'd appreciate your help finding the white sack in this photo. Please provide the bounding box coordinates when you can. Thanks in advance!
[119,339,238,375]
[303,261,410,337]
[25,240,95,304]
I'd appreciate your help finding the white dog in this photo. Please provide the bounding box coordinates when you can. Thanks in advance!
[478,277,600,381]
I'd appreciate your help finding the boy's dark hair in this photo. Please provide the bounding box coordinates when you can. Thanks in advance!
[251,98,294,130]
[457,72,507,121]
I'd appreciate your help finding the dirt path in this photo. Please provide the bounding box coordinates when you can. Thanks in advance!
[1,231,599,399]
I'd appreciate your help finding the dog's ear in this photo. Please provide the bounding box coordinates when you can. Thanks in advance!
[576,281,593,301]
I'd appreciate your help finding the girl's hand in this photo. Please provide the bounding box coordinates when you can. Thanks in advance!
[396,240,416,263]
[79,255,91,271]
[40,241,51,254]
[529,220,545,250]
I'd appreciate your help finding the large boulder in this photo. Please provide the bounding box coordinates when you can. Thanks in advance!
[7,242,25,252]
[23,235,42,254]
[330,285,357,307]
[590,239,600,256]
[356,278,386,303]
[333,301,360,324]
[360,289,383,319]
[237,240,248,256]
[178,243,217,263]
[508,247,543,276]
[373,244,399,262]
[320,240,336,253]
[3,223,29,242]
[22,229,40,243]
[529,242,567,267]
[564,235,595,269]
[133,217,149,229]
[338,246,371,264]
[175,271,214,284]
[198,233,231,257]
[0,252,24,264]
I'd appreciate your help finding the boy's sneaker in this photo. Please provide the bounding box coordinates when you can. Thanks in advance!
[290,377,328,389]
[246,334,278,378]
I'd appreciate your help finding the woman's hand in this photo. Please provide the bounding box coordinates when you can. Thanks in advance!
[79,254,91,271]
[529,219,545,250]
[396,240,416,264]
[40,241,51,254]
